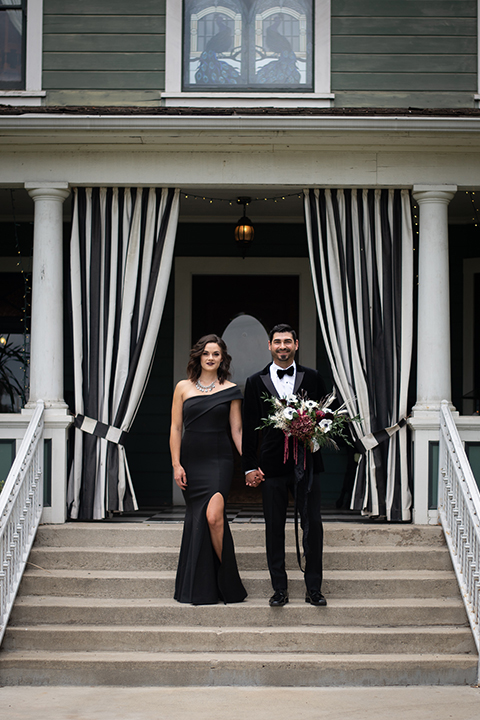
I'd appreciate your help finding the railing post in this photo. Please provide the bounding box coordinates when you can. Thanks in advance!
[0,401,44,646]
[437,401,480,677]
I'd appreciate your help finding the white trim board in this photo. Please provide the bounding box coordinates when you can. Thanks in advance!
[463,256,480,414]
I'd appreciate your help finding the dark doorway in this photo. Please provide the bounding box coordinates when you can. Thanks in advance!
[191,273,300,503]
[191,274,299,344]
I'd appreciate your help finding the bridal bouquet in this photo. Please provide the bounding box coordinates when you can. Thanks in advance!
[259,391,357,464]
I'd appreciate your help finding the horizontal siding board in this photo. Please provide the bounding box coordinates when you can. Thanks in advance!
[43,53,165,72]
[44,90,164,105]
[332,72,476,92]
[332,90,475,108]
[43,34,165,53]
[332,54,476,73]
[331,35,477,54]
[332,0,476,18]
[331,18,476,35]
[44,0,166,15]
[43,16,165,34]
[42,71,165,90]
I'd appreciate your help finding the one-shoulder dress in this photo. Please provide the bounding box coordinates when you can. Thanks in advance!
[174,385,247,605]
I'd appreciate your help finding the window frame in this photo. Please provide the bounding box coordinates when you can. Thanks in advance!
[165,0,332,107]
[0,0,45,106]
[0,0,26,90]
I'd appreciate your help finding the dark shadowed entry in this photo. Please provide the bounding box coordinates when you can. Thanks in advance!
[191,275,299,346]
[191,274,299,503]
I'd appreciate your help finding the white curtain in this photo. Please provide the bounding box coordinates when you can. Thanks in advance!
[2,1,22,35]
[305,188,413,521]
[68,187,180,519]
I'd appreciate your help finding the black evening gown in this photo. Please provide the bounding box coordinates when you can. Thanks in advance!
[174,386,247,605]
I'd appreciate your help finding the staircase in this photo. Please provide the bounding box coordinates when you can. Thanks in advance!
[0,522,477,686]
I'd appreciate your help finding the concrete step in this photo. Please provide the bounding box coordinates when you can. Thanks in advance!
[3,520,476,688]
[0,650,476,687]
[34,523,448,549]
[17,568,461,600]
[9,596,468,628]
[27,545,454,572]
[4,624,475,655]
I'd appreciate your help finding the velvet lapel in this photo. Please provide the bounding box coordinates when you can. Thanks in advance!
[294,369,304,394]
[260,366,278,398]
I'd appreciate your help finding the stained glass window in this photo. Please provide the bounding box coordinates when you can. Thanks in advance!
[183,0,313,91]
[0,0,25,89]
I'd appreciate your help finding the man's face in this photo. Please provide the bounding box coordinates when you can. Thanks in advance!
[268,332,298,366]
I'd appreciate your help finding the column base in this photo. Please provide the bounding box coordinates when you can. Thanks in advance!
[24,400,69,411]
[20,406,73,524]
[411,402,456,417]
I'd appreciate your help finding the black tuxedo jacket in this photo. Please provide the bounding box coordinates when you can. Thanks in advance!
[242,363,326,478]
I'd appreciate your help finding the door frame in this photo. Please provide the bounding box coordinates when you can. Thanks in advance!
[172,256,317,503]
[463,257,480,414]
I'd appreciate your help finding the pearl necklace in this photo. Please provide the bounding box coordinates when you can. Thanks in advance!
[195,378,216,393]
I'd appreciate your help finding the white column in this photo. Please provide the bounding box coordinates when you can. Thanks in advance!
[412,185,457,412]
[26,183,70,408]
[24,182,72,523]
[410,185,456,525]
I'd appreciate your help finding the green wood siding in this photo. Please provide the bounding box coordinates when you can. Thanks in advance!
[43,0,165,103]
[331,0,477,107]
[41,1,478,110]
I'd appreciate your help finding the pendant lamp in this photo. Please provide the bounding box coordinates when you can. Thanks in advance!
[234,197,254,257]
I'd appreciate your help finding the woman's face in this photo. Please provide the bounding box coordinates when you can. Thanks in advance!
[200,342,223,374]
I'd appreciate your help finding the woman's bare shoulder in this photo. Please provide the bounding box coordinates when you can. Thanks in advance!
[174,379,193,398]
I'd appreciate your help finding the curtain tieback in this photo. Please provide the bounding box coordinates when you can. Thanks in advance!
[74,414,129,446]
[360,417,407,452]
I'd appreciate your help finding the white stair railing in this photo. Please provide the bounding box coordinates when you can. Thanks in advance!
[0,400,44,646]
[438,399,480,681]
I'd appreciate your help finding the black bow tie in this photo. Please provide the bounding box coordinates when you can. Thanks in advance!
[277,366,294,379]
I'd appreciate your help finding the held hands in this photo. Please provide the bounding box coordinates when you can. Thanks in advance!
[174,465,187,490]
[245,469,265,488]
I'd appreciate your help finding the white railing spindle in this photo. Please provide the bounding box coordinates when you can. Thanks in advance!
[0,400,44,646]
[438,400,480,683]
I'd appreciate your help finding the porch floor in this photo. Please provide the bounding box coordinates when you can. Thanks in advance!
[101,505,370,524]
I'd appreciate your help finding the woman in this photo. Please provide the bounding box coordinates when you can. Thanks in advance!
[170,334,247,605]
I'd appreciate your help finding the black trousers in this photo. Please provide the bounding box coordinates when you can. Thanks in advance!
[261,470,324,593]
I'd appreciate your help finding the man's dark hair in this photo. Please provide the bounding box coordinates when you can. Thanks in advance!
[269,324,297,342]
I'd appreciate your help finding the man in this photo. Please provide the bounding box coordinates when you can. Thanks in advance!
[242,323,327,607]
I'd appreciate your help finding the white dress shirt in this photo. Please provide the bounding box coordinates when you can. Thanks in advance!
[270,361,296,399]
[245,361,297,476]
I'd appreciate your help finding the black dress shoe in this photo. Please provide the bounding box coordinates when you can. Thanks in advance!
[305,590,327,606]
[269,590,289,606]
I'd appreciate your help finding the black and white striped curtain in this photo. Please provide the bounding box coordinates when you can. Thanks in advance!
[304,189,413,521]
[68,187,180,520]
